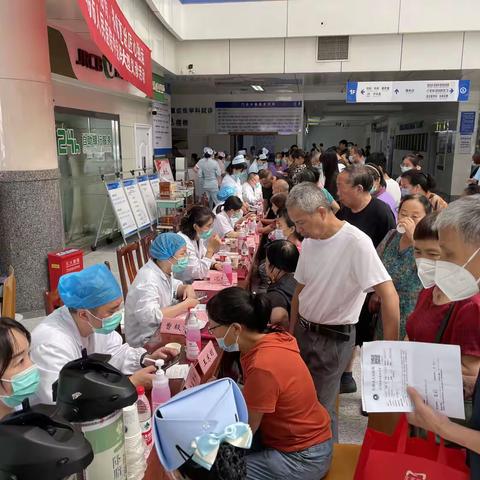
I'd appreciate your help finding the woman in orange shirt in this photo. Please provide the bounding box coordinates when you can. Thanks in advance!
[207,287,332,480]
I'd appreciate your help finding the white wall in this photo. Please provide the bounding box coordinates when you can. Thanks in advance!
[171,93,303,158]
[52,77,151,172]
[144,0,480,41]
[305,125,367,151]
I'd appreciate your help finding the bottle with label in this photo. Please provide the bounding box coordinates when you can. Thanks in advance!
[136,386,153,460]
[151,361,171,412]
[222,256,233,285]
[249,218,257,234]
[241,239,249,257]
[186,309,202,362]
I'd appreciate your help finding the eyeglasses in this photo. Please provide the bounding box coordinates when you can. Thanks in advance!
[207,324,223,335]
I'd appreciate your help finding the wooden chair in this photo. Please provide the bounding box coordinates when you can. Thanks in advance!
[324,443,362,480]
[1,266,16,318]
[116,241,144,299]
[140,232,156,264]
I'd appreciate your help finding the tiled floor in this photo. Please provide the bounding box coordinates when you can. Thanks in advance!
[21,241,367,444]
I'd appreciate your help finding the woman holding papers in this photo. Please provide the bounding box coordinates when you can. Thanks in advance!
[176,206,223,283]
[206,287,332,480]
[407,196,480,479]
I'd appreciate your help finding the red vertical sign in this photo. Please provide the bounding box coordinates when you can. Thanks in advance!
[77,0,153,97]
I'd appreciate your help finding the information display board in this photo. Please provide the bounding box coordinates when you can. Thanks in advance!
[154,158,175,182]
[148,174,160,198]
[137,175,157,222]
[215,101,303,134]
[106,181,138,238]
[122,179,151,230]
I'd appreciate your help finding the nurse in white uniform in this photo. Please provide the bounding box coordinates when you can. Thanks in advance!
[197,146,222,209]
[213,185,236,212]
[212,195,244,239]
[30,264,174,404]
[248,152,268,174]
[242,172,263,210]
[221,154,247,201]
[176,206,223,283]
[125,233,199,348]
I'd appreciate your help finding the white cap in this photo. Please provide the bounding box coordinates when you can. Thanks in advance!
[238,149,247,156]
[217,151,226,158]
[261,147,269,156]
[258,153,267,160]
[203,147,214,156]
[232,154,246,165]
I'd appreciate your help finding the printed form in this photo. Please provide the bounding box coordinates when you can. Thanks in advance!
[361,341,465,419]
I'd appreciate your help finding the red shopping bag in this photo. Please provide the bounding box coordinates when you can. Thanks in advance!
[354,415,469,479]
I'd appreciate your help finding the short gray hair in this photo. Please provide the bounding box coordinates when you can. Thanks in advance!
[286,182,331,213]
[435,195,480,245]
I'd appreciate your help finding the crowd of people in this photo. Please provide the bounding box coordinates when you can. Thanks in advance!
[2,140,480,479]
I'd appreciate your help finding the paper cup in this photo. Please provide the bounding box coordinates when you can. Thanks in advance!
[165,342,182,355]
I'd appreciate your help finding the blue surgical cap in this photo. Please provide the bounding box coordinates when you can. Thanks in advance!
[217,185,236,202]
[150,233,186,261]
[58,264,122,309]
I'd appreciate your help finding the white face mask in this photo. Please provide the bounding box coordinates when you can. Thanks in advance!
[415,258,436,289]
[434,248,480,301]
[400,165,412,173]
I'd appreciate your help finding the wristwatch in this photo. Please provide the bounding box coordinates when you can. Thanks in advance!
[139,352,149,368]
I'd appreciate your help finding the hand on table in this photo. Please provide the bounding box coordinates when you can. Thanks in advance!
[130,365,157,389]
[213,262,223,271]
[406,386,450,435]
[183,285,197,300]
[397,217,416,241]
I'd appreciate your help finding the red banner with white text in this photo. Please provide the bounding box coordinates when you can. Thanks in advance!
[77,0,153,97]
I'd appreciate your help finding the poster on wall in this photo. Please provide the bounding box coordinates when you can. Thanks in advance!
[122,179,151,230]
[76,0,153,96]
[137,175,157,221]
[215,101,303,134]
[152,99,172,156]
[106,182,138,238]
[154,159,175,182]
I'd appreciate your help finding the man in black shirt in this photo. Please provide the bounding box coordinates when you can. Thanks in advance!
[259,169,275,214]
[336,165,396,393]
[336,165,396,246]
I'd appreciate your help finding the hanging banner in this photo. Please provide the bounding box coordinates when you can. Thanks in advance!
[215,101,303,134]
[77,0,153,97]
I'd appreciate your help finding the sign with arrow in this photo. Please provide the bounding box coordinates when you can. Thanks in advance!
[346,80,470,103]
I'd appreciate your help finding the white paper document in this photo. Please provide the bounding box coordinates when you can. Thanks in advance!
[166,364,190,379]
[361,341,465,419]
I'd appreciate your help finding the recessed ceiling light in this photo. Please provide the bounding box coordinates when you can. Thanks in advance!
[251,85,264,91]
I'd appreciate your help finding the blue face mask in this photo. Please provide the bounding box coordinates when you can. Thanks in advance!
[369,186,377,195]
[0,365,41,407]
[215,325,240,352]
[89,309,124,335]
[199,229,213,240]
[172,256,189,273]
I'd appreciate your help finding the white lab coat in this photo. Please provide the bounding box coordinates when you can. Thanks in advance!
[125,259,183,348]
[213,210,235,238]
[242,182,263,207]
[174,232,213,283]
[248,160,259,174]
[30,306,145,405]
[221,174,243,200]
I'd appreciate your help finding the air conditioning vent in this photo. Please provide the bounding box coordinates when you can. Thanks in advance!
[317,36,349,61]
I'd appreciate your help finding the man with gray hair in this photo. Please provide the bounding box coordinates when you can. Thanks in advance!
[407,195,480,477]
[287,182,400,438]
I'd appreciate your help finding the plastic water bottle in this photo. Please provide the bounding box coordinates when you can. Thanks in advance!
[396,224,406,234]
[223,256,233,285]
[136,386,153,460]
[123,403,146,479]
[186,310,202,362]
[249,218,257,234]
[241,239,249,257]
[151,361,171,412]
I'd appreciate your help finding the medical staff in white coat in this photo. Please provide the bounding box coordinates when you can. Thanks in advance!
[30,264,175,404]
[213,195,244,239]
[221,154,247,201]
[213,185,236,212]
[125,233,199,348]
[197,147,222,209]
[176,206,223,283]
[248,152,269,174]
[242,173,263,210]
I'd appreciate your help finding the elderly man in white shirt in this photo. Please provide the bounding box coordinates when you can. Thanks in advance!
[125,233,199,348]
[30,264,175,404]
[287,182,400,439]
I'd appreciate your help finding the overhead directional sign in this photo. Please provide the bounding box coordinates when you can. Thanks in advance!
[346,80,470,103]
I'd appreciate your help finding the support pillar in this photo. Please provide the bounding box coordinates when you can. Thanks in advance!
[0,0,64,313]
